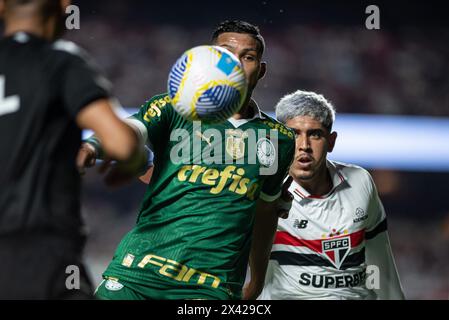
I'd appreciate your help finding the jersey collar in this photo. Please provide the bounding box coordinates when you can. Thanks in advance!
[226,99,266,128]
[290,160,347,200]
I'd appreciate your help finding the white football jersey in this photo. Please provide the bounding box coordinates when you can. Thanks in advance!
[259,160,404,300]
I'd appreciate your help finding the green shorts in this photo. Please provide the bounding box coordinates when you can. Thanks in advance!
[94,277,233,300]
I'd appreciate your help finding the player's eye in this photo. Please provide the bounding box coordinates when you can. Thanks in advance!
[293,129,303,138]
[309,130,323,138]
[243,55,256,62]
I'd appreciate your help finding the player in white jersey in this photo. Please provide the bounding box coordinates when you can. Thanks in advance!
[255,90,405,300]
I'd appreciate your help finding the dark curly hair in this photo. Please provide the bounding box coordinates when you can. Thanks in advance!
[211,20,265,56]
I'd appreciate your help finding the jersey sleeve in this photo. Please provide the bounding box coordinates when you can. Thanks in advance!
[363,172,405,299]
[128,94,178,152]
[365,173,387,238]
[259,132,295,202]
[365,231,405,299]
[57,43,111,118]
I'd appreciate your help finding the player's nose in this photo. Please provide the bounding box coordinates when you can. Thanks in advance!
[297,135,310,151]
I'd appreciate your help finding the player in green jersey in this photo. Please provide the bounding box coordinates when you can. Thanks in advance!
[78,20,295,300]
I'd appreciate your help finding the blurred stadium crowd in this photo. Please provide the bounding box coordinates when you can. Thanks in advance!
[63,2,448,300]
[66,21,449,117]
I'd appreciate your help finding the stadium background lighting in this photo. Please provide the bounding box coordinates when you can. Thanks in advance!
[82,109,449,172]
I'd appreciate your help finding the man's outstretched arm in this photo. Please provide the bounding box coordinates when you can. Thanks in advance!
[76,98,148,183]
[243,198,279,300]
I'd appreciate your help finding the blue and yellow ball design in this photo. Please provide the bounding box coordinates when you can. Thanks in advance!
[168,45,248,123]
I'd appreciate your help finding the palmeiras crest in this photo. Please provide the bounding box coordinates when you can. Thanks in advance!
[226,129,248,160]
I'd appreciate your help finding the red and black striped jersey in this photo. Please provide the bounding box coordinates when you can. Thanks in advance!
[260,160,404,300]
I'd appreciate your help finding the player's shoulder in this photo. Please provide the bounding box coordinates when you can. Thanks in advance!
[51,39,90,61]
[331,160,374,186]
[47,39,96,71]
[134,93,176,123]
[138,93,173,112]
[143,93,172,106]
[259,111,295,141]
[1,33,69,61]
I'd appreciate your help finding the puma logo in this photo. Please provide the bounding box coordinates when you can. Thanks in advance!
[195,131,213,147]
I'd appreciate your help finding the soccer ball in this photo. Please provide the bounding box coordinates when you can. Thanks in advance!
[167,45,248,123]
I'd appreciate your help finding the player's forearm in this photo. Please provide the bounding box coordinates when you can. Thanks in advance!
[249,201,279,286]
[83,118,146,160]
[76,99,139,161]
[84,133,134,161]
[100,123,141,161]
[83,134,105,159]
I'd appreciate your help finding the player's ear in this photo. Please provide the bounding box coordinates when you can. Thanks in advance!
[258,61,267,80]
[328,131,337,153]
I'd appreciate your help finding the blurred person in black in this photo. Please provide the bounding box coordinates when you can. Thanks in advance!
[0,0,147,299]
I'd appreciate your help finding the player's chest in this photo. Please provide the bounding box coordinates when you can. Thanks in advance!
[167,122,278,179]
[281,192,371,239]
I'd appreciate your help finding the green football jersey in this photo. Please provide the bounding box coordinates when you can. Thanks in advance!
[103,93,295,299]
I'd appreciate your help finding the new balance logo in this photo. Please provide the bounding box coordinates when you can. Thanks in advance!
[293,219,308,229]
